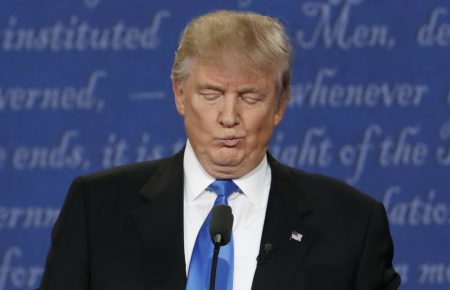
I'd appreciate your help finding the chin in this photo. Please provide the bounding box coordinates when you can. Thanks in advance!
[211,150,245,167]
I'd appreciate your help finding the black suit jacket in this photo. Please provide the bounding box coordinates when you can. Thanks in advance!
[39,150,400,290]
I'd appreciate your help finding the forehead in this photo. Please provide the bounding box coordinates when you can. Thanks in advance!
[188,56,276,89]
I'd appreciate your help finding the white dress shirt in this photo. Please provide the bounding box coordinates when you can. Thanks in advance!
[183,140,271,290]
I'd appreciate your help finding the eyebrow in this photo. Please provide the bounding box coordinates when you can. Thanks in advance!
[238,87,267,96]
[196,83,224,92]
[196,83,269,99]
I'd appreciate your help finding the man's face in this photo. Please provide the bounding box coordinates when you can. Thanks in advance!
[173,57,286,179]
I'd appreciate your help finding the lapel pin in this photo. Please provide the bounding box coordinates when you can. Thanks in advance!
[290,230,303,243]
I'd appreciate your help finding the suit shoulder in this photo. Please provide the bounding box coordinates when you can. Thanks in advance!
[70,152,182,198]
[270,156,379,209]
[82,157,169,184]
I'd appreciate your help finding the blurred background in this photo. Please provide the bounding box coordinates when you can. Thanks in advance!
[1,0,449,289]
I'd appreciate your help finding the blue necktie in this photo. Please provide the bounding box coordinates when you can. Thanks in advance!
[186,180,238,290]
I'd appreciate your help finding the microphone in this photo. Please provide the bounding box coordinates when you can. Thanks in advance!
[256,243,273,264]
[208,204,234,290]
[209,204,234,246]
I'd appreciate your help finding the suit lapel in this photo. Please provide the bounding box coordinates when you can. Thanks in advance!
[131,150,187,289]
[252,155,318,290]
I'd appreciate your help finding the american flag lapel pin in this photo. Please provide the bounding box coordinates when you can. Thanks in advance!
[290,230,303,243]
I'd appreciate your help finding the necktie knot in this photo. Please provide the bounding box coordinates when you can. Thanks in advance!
[208,180,238,205]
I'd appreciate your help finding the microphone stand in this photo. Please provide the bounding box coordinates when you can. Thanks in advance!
[209,244,220,290]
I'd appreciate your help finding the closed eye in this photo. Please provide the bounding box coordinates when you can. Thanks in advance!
[199,89,222,101]
[240,93,263,105]
[201,93,221,101]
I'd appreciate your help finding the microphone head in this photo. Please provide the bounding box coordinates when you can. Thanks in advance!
[209,204,234,246]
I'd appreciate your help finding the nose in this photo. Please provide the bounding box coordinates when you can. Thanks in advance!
[218,96,240,127]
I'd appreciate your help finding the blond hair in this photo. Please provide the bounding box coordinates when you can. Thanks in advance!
[171,10,293,108]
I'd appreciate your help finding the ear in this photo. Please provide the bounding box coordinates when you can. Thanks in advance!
[274,94,288,126]
[274,107,286,126]
[172,80,185,116]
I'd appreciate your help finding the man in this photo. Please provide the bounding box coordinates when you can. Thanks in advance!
[39,10,400,290]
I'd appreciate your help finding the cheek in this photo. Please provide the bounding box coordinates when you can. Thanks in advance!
[185,98,202,121]
[246,113,276,140]
[185,101,216,132]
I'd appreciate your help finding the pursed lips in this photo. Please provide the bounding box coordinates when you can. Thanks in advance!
[217,135,244,147]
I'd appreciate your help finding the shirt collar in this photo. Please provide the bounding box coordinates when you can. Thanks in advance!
[184,140,215,203]
[233,154,270,209]
[183,139,271,209]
